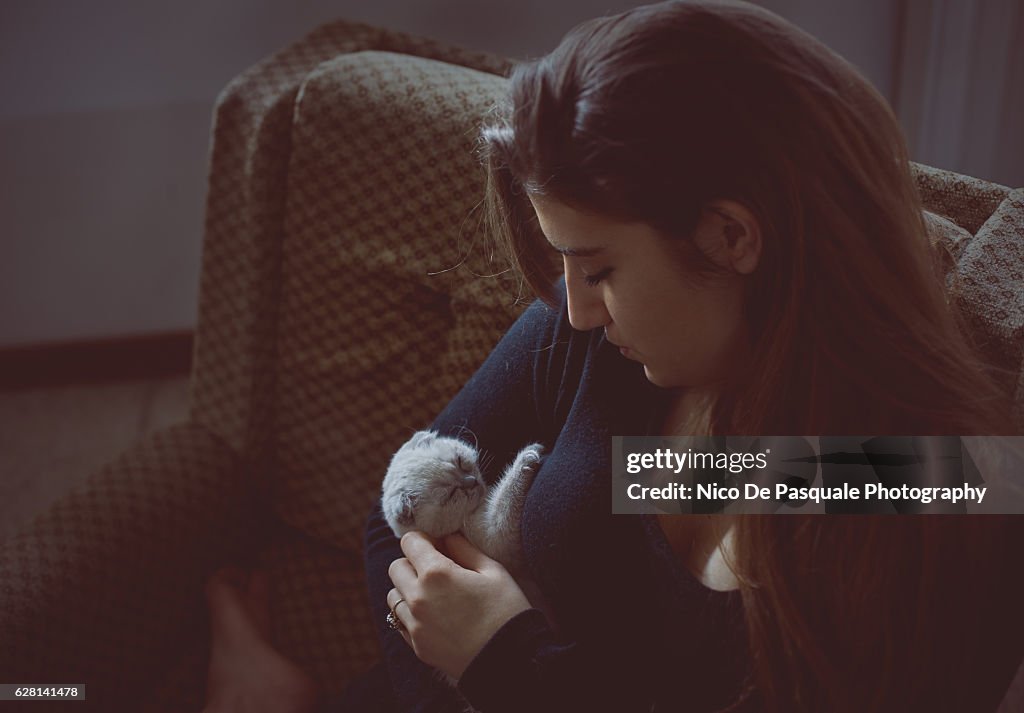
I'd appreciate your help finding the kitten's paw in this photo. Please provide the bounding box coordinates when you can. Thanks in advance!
[510,443,545,480]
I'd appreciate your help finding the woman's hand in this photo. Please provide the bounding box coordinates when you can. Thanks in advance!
[387,531,532,681]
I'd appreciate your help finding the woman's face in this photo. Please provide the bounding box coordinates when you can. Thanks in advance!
[528,195,759,389]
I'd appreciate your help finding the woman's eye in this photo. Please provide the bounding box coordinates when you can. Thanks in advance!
[583,267,613,287]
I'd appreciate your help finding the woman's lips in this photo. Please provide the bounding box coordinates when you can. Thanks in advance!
[606,332,636,358]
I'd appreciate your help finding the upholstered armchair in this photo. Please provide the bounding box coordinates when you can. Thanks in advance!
[1,19,1021,713]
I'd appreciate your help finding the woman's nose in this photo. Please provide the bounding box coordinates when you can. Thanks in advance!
[565,272,610,331]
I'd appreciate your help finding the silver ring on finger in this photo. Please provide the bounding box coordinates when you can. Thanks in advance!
[387,598,407,632]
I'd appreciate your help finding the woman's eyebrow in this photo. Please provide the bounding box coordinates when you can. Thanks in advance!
[550,244,605,257]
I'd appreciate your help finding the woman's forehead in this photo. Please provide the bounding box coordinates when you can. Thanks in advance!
[528,194,655,252]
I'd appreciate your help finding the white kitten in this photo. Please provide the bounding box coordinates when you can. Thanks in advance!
[381,430,544,576]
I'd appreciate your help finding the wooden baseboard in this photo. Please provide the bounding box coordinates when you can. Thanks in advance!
[0,331,194,391]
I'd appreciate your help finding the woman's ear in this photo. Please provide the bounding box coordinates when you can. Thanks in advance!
[706,200,762,275]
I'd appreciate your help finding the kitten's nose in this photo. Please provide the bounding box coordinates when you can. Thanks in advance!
[459,475,479,489]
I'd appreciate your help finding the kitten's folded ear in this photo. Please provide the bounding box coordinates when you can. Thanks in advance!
[409,430,437,448]
[397,491,417,528]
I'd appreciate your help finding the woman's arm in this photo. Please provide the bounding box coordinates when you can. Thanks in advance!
[363,292,570,712]
[455,609,657,713]
[364,281,664,712]
[383,530,661,713]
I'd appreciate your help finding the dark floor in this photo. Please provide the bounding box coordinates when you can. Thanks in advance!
[0,374,190,541]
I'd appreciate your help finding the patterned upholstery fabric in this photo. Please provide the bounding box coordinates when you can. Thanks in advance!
[0,19,1021,713]
[188,19,511,477]
[923,208,973,280]
[0,422,265,712]
[271,51,520,554]
[911,161,1013,235]
[912,166,1024,426]
[955,188,1024,423]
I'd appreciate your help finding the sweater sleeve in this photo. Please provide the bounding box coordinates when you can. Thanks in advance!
[363,284,580,712]
[455,609,656,713]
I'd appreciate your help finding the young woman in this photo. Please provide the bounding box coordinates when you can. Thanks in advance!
[201,2,1024,711]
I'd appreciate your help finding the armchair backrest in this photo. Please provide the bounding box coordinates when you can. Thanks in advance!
[190,22,519,548]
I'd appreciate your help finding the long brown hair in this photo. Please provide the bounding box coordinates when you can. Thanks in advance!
[476,1,1022,711]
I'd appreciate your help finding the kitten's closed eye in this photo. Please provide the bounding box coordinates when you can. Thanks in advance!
[382,431,487,541]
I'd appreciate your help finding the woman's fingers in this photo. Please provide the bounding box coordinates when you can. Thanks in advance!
[400,531,448,571]
[388,556,418,592]
[386,587,413,647]
[387,588,410,619]
[443,533,494,572]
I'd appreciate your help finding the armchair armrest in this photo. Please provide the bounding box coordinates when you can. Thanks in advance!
[0,421,268,711]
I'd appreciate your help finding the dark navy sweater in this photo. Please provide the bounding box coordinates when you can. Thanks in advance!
[363,279,752,713]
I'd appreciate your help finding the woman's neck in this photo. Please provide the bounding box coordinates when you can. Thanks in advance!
[659,387,715,437]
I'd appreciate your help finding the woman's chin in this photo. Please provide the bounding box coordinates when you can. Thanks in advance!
[643,366,698,390]
[642,365,674,388]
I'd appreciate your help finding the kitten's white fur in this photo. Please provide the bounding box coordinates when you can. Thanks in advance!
[382,429,543,576]
[381,430,552,707]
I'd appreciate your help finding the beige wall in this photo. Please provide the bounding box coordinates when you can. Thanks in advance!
[1,0,1018,348]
